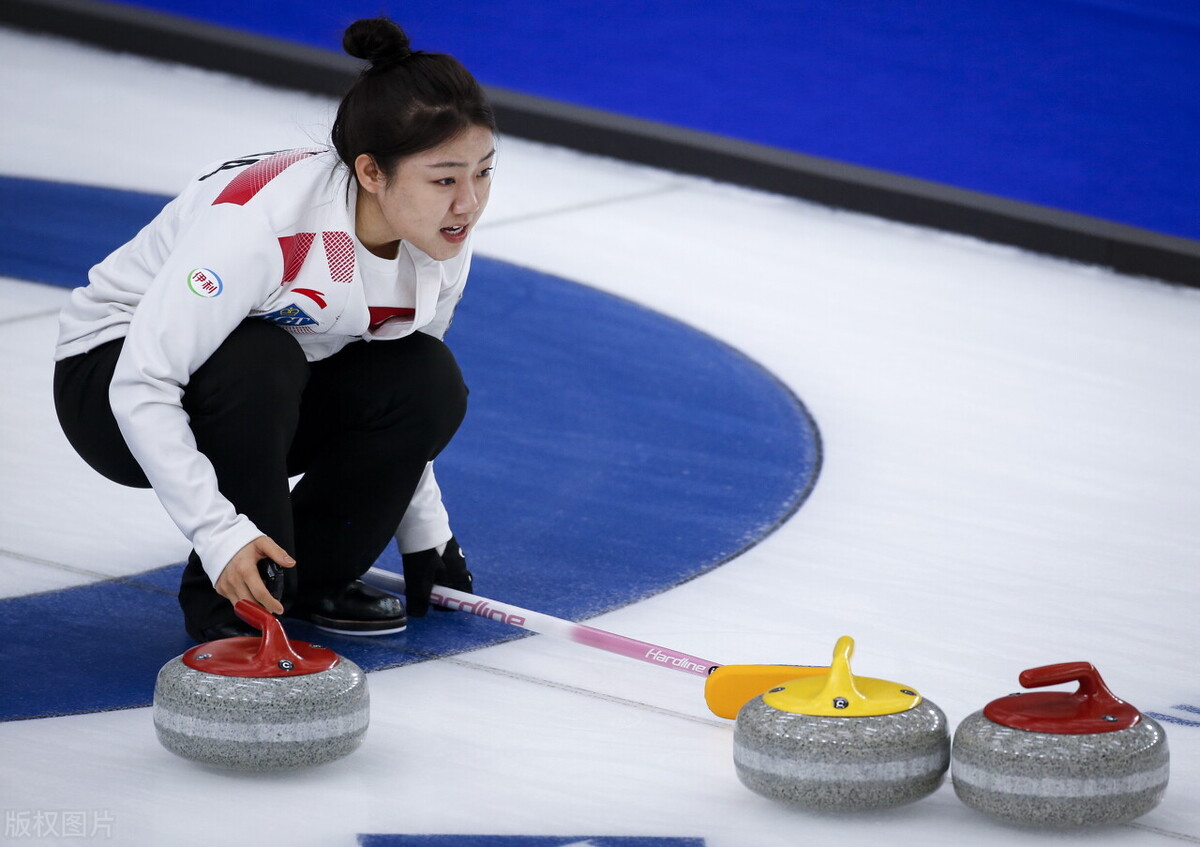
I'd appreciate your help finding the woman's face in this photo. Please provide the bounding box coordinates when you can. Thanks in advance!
[355,124,495,261]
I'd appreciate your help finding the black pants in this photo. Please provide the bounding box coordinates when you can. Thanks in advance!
[53,320,467,636]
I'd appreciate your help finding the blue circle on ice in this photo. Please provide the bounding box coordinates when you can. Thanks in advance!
[0,176,821,720]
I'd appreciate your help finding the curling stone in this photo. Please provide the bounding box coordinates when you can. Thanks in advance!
[153,600,369,770]
[952,661,1168,828]
[733,636,950,811]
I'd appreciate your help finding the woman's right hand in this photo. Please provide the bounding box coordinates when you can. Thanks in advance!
[214,536,295,615]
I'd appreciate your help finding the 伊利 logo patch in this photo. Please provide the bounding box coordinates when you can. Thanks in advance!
[187,268,223,297]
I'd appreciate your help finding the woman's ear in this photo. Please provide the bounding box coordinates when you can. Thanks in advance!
[354,154,386,194]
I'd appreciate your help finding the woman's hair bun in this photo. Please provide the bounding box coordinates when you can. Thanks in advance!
[343,17,412,67]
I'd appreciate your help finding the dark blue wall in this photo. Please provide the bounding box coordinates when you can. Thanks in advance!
[115,0,1200,242]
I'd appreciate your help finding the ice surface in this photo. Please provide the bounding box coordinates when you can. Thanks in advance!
[1,26,1197,846]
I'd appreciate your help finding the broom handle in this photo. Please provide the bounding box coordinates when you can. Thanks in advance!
[364,567,719,677]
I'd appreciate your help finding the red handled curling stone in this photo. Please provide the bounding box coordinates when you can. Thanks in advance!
[153,601,369,770]
[733,636,950,811]
[952,662,1168,827]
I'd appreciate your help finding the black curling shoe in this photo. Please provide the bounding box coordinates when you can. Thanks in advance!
[192,619,261,643]
[292,579,408,635]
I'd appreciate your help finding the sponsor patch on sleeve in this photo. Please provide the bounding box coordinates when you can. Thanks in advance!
[186,268,223,297]
[255,303,318,327]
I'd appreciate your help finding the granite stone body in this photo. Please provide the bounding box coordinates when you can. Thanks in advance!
[153,655,369,771]
[952,710,1169,827]
[734,695,950,811]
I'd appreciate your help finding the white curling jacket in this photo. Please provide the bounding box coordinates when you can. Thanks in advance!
[55,148,469,585]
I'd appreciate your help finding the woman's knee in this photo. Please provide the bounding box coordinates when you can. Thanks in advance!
[399,333,468,435]
[185,320,309,415]
[327,332,468,441]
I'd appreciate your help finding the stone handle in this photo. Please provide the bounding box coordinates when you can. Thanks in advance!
[1019,661,1118,705]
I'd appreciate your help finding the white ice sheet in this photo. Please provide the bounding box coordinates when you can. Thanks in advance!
[1,26,1197,847]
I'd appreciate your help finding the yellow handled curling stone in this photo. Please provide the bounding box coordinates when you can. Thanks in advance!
[733,635,950,811]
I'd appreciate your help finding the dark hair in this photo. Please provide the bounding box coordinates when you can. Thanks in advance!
[331,18,496,179]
